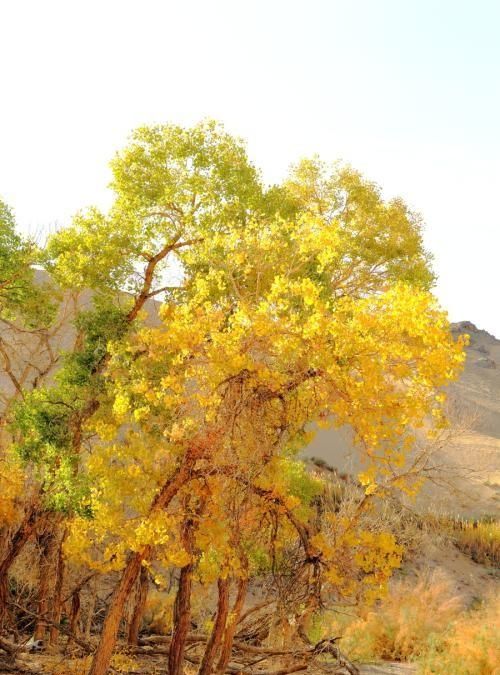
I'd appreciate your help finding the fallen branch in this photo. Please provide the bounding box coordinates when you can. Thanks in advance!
[226,664,308,675]
[0,636,16,655]
[138,632,206,646]
[0,655,43,673]
[237,600,275,625]
[134,631,359,674]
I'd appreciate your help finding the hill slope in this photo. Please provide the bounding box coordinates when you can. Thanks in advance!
[307,321,500,518]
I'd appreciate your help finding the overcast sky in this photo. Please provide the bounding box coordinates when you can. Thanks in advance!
[1,0,499,335]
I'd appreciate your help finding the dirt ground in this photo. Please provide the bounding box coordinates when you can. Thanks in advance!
[0,658,419,675]
[360,665,416,674]
[0,653,419,674]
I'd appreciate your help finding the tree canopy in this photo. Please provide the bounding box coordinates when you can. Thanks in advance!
[0,121,466,675]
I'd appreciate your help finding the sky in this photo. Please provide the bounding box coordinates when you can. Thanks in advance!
[1,0,499,335]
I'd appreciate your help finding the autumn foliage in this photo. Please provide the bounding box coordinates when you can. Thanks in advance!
[0,121,468,674]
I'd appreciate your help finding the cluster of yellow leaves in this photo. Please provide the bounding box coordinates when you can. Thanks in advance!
[312,518,403,605]
[68,265,464,595]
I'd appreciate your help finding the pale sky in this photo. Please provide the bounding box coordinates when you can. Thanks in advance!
[1,0,499,335]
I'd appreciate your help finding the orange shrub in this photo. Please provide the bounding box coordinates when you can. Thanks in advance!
[335,571,462,662]
[419,594,500,674]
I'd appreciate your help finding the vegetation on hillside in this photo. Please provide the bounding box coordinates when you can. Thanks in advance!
[331,573,499,673]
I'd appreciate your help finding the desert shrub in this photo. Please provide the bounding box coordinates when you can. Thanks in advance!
[416,514,500,567]
[452,518,500,567]
[418,595,500,674]
[335,571,462,662]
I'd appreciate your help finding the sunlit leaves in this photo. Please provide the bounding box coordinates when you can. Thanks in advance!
[1,121,467,615]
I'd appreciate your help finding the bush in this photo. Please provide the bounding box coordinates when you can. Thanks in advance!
[419,594,500,674]
[452,519,500,567]
[335,571,462,662]
[418,515,500,567]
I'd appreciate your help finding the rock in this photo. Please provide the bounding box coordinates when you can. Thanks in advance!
[475,357,496,369]
[475,344,489,354]
[25,637,44,653]
[453,321,479,333]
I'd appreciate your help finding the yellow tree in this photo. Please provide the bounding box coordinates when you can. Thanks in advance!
[0,199,60,630]
[70,178,465,673]
[0,121,267,638]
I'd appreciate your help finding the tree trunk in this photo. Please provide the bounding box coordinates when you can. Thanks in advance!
[168,562,194,675]
[168,508,199,675]
[216,577,247,674]
[0,575,7,631]
[34,528,60,642]
[89,547,151,675]
[69,591,81,639]
[85,579,97,640]
[127,566,149,647]
[198,578,230,675]
[296,561,322,646]
[0,507,38,627]
[49,530,66,645]
[88,455,197,675]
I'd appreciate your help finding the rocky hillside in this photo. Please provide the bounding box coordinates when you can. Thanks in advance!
[307,321,500,519]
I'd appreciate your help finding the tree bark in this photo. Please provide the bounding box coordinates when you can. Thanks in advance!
[49,530,66,645]
[216,577,247,674]
[0,507,38,627]
[89,549,149,675]
[69,591,81,639]
[168,561,194,675]
[85,578,97,640]
[127,566,149,647]
[198,577,230,675]
[88,454,198,675]
[34,523,59,641]
[168,503,201,675]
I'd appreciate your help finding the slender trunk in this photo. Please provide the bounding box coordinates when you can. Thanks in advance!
[198,578,230,675]
[0,575,7,631]
[0,507,38,627]
[168,503,201,675]
[88,455,197,675]
[85,579,97,640]
[168,562,193,675]
[296,562,321,646]
[127,566,149,647]
[34,527,60,642]
[216,577,247,674]
[49,531,66,645]
[69,591,81,638]
[89,548,149,675]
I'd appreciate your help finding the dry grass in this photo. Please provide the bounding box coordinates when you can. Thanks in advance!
[451,518,500,567]
[333,571,463,663]
[414,513,500,567]
[330,572,499,674]
[418,594,500,674]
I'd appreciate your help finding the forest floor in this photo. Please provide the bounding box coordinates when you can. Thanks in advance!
[0,653,418,674]
[361,665,416,674]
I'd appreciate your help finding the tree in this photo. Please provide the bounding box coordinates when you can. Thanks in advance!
[0,124,466,675]
[70,158,465,673]
[1,120,268,642]
[0,200,60,630]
